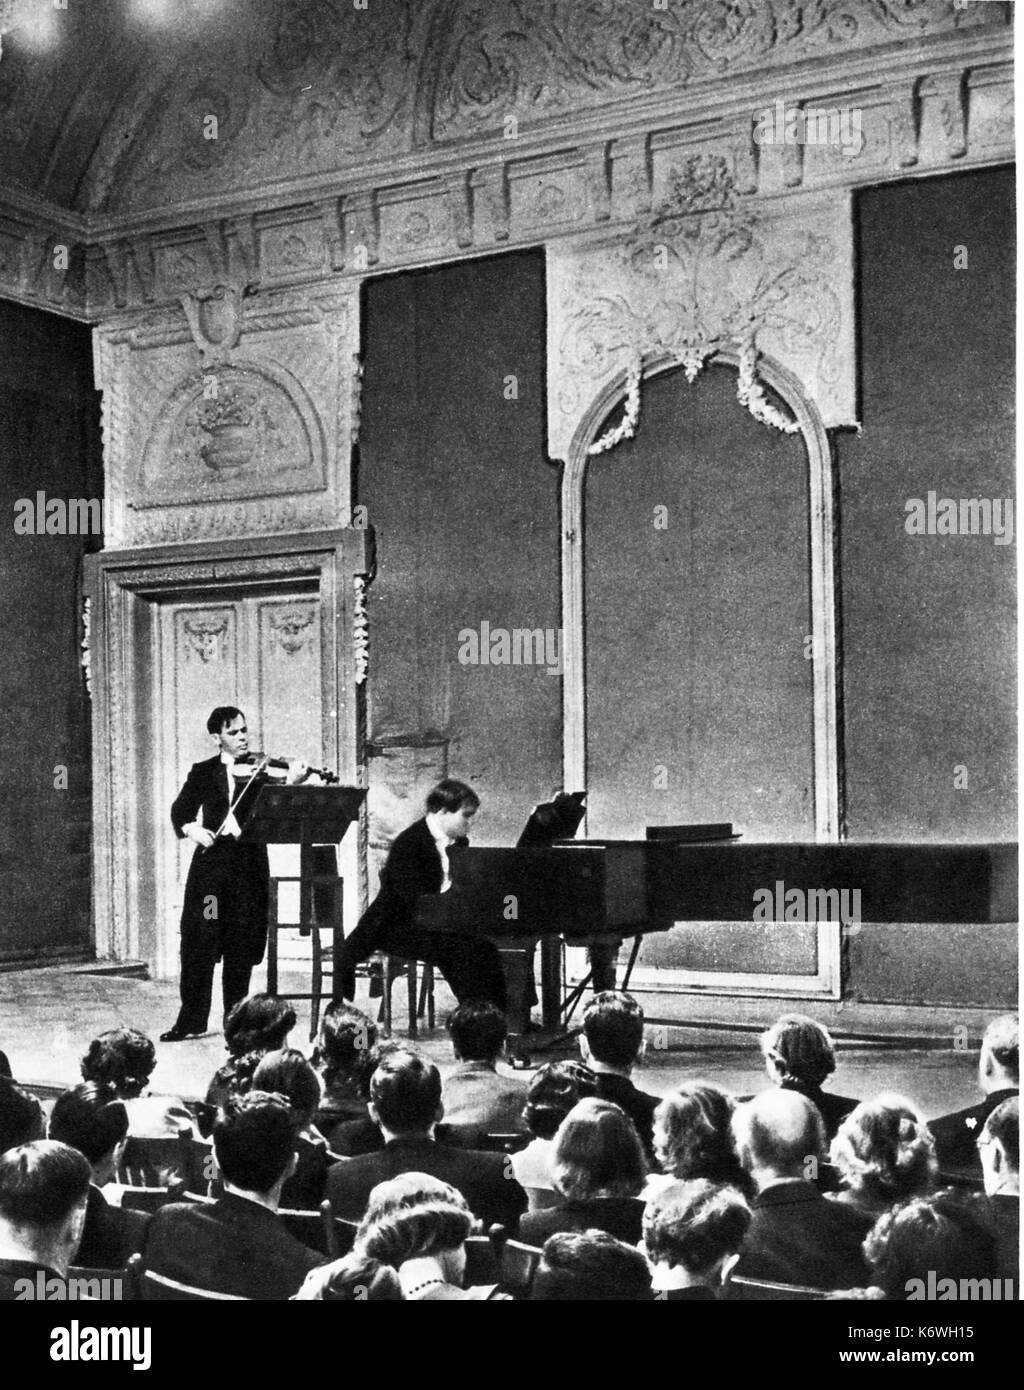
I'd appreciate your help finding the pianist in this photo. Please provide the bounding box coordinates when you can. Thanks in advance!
[337,779,507,1010]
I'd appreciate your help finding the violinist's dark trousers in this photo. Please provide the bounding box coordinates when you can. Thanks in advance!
[171,839,269,1035]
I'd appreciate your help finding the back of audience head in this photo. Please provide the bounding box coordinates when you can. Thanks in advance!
[760,1013,836,1089]
[864,1191,1000,1299]
[0,1141,91,1272]
[369,1050,442,1137]
[581,991,645,1072]
[223,993,296,1058]
[553,1097,648,1201]
[213,1091,297,1197]
[356,1173,473,1278]
[830,1093,936,1204]
[48,1083,129,1180]
[447,1001,508,1066]
[314,1002,378,1087]
[653,1081,744,1184]
[522,1061,598,1141]
[643,1179,752,1292]
[980,1014,1018,1092]
[252,1050,321,1128]
[979,1095,1019,1195]
[532,1229,652,1301]
[293,1251,404,1301]
[0,1077,45,1154]
[80,1028,156,1099]
[732,1090,825,1183]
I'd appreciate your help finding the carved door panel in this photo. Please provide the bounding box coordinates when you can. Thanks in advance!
[154,591,322,979]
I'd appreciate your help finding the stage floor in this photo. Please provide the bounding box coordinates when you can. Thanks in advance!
[0,962,983,1120]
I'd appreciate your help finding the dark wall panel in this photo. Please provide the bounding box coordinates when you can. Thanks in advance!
[584,362,815,841]
[0,301,101,965]
[840,167,1015,840]
[359,251,561,846]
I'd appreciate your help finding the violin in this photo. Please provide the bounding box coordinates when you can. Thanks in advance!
[233,751,339,784]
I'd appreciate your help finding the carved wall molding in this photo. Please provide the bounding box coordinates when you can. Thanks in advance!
[0,24,1012,323]
[548,167,856,457]
[93,281,359,548]
[559,350,841,842]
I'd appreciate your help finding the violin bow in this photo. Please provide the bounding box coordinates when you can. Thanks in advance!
[210,754,272,844]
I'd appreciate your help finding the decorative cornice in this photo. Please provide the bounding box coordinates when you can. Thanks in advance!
[0,25,1012,323]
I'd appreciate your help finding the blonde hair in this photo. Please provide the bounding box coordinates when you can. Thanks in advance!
[830,1093,937,1200]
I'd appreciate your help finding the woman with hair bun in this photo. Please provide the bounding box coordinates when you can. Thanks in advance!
[828,1093,938,1230]
[758,1012,858,1139]
[355,1173,510,1300]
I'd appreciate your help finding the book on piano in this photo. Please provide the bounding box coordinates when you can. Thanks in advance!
[645,823,740,843]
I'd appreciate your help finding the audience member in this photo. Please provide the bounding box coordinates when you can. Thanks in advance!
[827,1094,936,1233]
[862,1191,1001,1300]
[312,1002,378,1136]
[48,1083,148,1270]
[930,1014,1018,1180]
[511,1061,598,1210]
[757,1013,857,1140]
[292,1250,403,1301]
[647,1081,750,1198]
[0,1051,11,1079]
[532,1229,653,1301]
[355,1173,510,1300]
[0,1141,91,1298]
[519,1097,647,1246]
[0,1078,44,1154]
[204,994,297,1111]
[977,1095,1018,1283]
[142,1092,323,1298]
[441,1002,527,1137]
[251,1048,333,1210]
[731,1090,869,1289]
[322,1039,402,1157]
[325,1050,526,1230]
[580,992,661,1160]
[81,1028,194,1139]
[643,1179,752,1300]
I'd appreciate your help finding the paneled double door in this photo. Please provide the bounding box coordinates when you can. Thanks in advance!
[153,586,331,980]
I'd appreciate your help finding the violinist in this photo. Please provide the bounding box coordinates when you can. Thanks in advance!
[160,706,311,1043]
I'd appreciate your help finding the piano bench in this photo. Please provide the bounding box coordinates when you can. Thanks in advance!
[377,954,436,1038]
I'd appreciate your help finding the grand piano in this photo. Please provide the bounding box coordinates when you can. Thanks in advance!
[414,800,1017,1056]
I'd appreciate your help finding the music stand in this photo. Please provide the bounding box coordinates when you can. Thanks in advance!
[242,785,366,1038]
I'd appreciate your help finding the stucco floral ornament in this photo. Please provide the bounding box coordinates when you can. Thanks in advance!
[588,356,642,455]
[563,155,824,455]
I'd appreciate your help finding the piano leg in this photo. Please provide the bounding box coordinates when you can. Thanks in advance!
[497,944,535,1064]
[540,937,562,1032]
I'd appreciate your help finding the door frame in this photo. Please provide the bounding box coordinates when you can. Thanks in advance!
[83,528,371,966]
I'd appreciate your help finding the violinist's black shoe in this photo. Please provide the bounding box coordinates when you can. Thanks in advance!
[159,1026,205,1043]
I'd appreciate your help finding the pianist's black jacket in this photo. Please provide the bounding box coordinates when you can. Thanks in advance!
[360,818,467,950]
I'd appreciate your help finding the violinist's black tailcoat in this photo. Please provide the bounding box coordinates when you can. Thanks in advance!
[168,755,270,1033]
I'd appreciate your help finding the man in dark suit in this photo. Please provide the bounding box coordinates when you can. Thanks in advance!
[579,991,661,1161]
[142,1092,324,1299]
[978,1095,1018,1284]
[930,1014,1018,1181]
[337,779,506,1008]
[325,1049,527,1231]
[731,1090,870,1290]
[161,706,308,1042]
[47,1084,148,1271]
[0,1141,91,1300]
